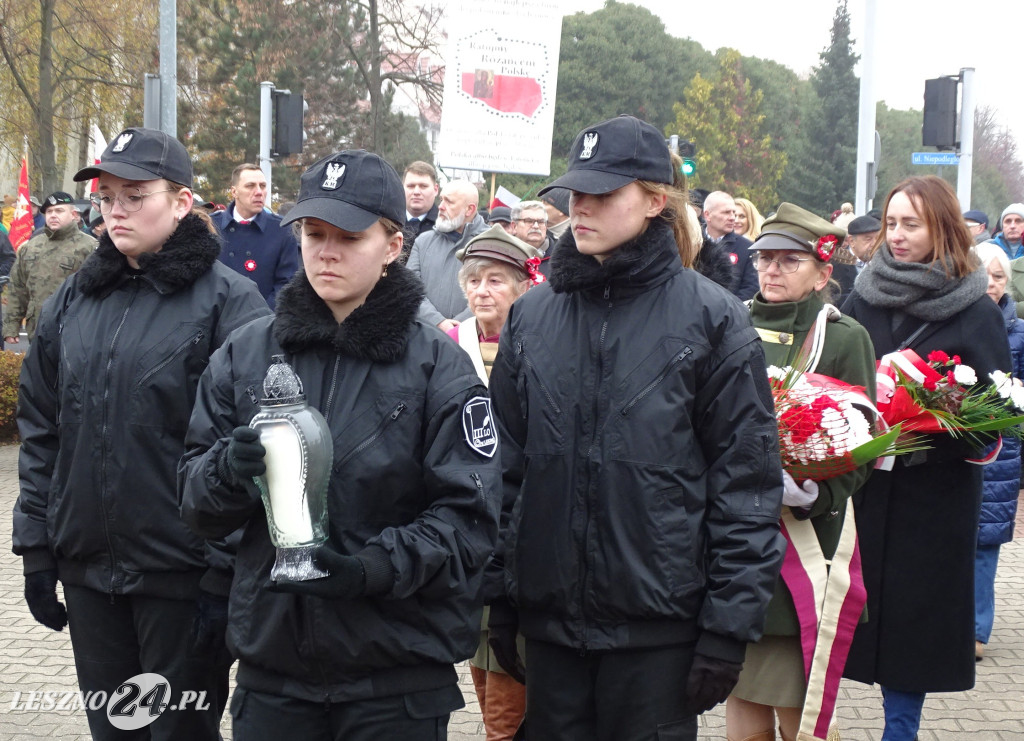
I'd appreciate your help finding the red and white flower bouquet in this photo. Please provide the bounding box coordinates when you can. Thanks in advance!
[768,366,920,481]
[875,349,1024,448]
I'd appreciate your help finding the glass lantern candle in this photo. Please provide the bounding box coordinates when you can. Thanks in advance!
[249,355,333,581]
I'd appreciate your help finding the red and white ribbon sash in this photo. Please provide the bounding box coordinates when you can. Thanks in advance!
[779,500,867,741]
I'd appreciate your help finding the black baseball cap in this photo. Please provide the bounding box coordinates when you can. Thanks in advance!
[41,191,75,213]
[538,115,673,196]
[487,206,513,224]
[281,150,405,232]
[73,127,193,187]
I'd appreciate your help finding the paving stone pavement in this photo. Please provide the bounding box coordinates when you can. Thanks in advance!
[1,441,1022,739]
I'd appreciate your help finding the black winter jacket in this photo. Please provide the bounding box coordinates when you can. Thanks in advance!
[12,214,271,598]
[487,219,786,664]
[715,231,759,300]
[178,264,502,702]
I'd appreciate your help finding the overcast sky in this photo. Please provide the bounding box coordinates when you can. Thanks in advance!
[565,0,1022,155]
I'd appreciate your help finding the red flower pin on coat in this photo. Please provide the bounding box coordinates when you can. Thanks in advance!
[524,256,547,285]
[816,235,838,262]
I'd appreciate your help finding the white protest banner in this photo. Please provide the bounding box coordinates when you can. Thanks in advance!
[437,0,562,176]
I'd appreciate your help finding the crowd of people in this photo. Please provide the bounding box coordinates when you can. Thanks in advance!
[7,115,1023,741]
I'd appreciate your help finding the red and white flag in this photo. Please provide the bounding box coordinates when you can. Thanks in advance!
[489,185,520,210]
[8,158,33,250]
[89,125,107,194]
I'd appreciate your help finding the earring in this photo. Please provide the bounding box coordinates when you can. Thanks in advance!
[381,261,389,278]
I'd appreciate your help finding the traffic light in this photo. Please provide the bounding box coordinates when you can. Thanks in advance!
[679,140,697,176]
[923,77,958,150]
[272,90,305,157]
[666,136,697,177]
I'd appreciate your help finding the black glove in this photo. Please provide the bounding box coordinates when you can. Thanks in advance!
[218,426,266,487]
[487,600,526,684]
[685,653,743,713]
[269,544,367,599]
[24,570,67,631]
[191,589,231,664]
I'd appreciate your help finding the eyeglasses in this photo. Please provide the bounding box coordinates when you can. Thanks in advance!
[516,218,547,227]
[90,188,177,214]
[754,253,814,273]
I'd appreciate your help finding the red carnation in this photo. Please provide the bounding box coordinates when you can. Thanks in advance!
[928,350,950,364]
[780,404,819,444]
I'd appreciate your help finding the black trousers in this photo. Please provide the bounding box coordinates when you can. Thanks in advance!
[230,683,464,741]
[523,638,698,741]
[64,585,231,741]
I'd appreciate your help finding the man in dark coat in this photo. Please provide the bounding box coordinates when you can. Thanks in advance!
[213,163,300,309]
[703,190,759,299]
[400,160,440,258]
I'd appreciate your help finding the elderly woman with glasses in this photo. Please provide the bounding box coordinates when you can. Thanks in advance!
[447,225,543,376]
[727,204,875,741]
[12,128,270,740]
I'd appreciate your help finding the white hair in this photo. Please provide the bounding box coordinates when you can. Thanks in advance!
[512,200,546,220]
[974,242,1011,276]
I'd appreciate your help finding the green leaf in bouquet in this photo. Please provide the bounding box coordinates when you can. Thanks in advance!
[964,414,1024,436]
[850,424,930,466]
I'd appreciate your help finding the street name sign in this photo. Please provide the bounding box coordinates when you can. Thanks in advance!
[911,152,959,166]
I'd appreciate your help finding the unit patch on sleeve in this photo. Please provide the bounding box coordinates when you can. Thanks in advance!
[462,396,498,458]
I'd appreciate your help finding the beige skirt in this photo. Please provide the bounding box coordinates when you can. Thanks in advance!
[731,634,807,708]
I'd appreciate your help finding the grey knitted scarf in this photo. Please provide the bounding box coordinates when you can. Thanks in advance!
[853,243,987,320]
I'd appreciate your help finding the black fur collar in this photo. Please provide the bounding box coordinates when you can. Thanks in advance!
[77,212,221,296]
[693,237,738,292]
[548,218,681,296]
[273,262,425,362]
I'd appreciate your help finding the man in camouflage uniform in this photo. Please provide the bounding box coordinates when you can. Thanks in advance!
[3,192,95,344]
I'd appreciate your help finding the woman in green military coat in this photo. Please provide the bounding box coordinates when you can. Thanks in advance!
[726,204,876,741]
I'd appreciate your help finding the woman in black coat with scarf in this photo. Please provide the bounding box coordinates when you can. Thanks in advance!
[841,176,1011,740]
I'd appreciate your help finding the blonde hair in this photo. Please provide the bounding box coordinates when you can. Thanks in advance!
[636,152,696,267]
[734,197,764,241]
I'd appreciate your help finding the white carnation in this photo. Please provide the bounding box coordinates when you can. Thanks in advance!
[953,364,977,386]
[1010,384,1024,413]
[845,407,873,448]
[990,370,1012,398]
[767,365,791,382]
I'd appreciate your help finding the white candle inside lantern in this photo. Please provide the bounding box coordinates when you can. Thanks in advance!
[249,355,332,582]
[259,420,314,544]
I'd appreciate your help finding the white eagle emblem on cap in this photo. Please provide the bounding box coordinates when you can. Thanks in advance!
[579,132,599,160]
[322,163,346,190]
[112,132,133,152]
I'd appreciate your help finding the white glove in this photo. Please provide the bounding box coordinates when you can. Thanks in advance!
[782,471,819,508]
